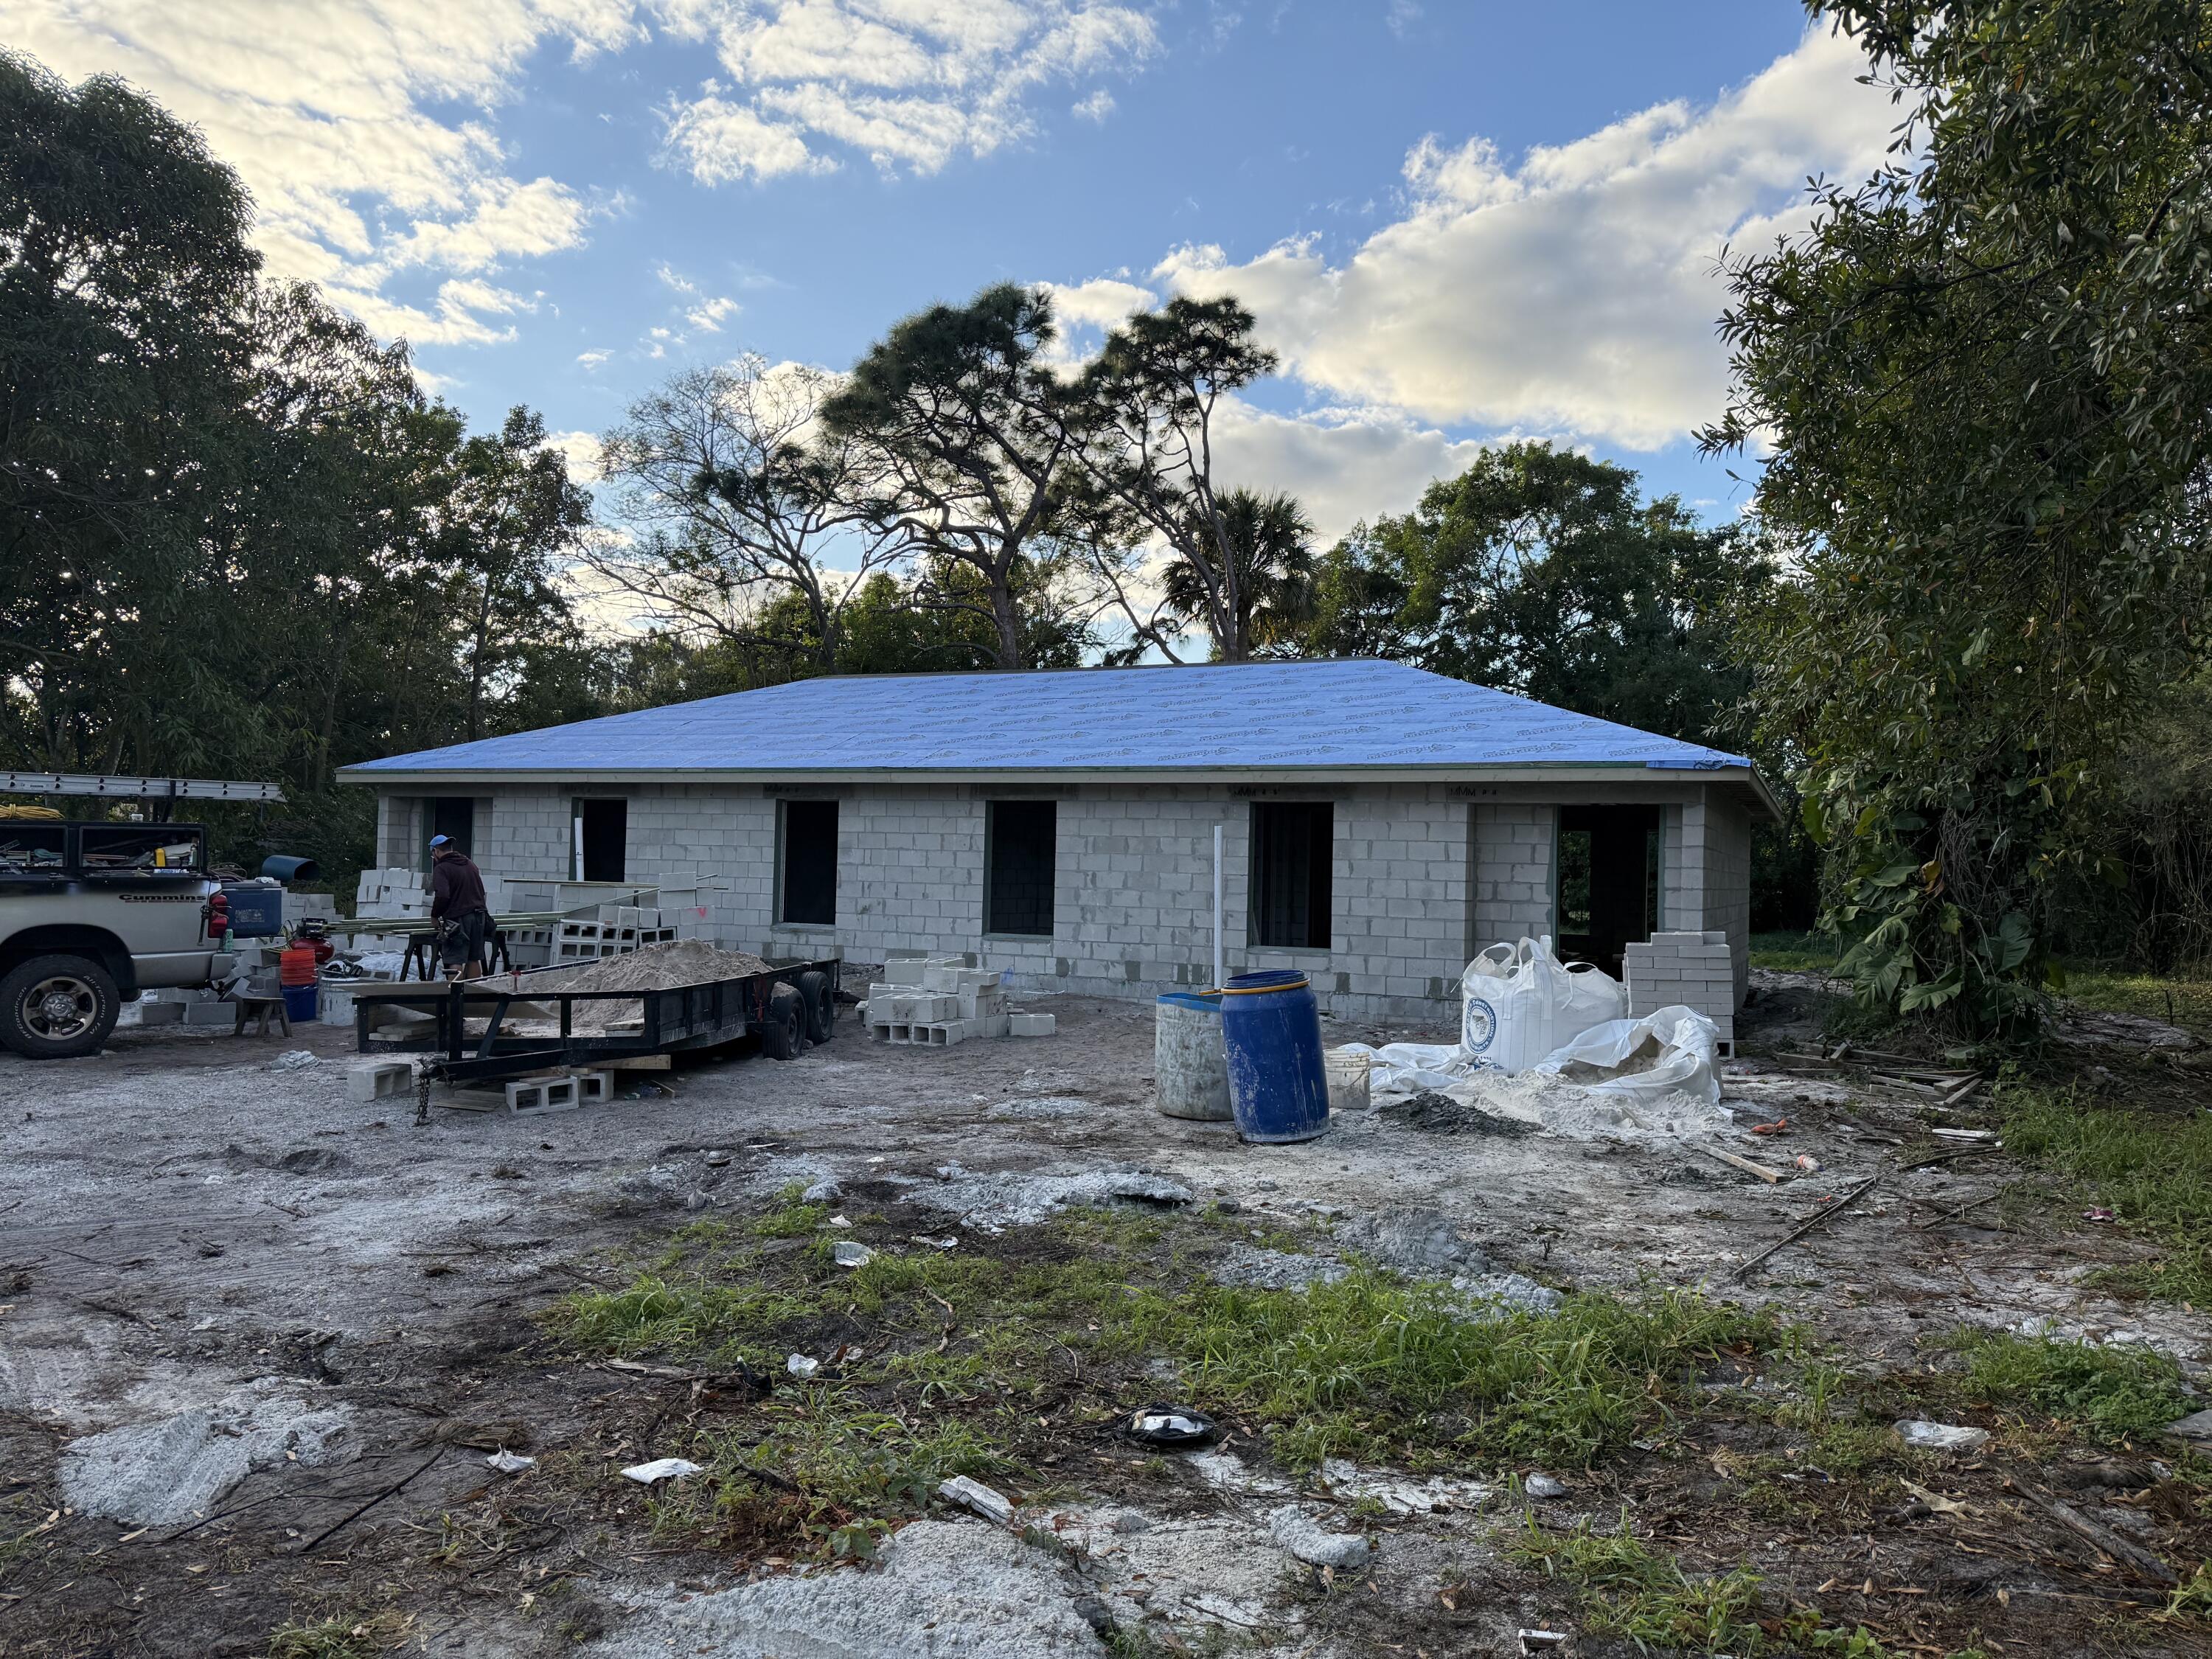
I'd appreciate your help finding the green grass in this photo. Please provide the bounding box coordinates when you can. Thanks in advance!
[1998,1080,2212,1303]
[2051,961,2212,1040]
[1508,1515,1899,1655]
[1749,930,1846,974]
[555,1212,1781,1482]
[1947,1329,2192,1440]
[266,1615,403,1659]
[1506,1516,1775,1654]
[1170,1273,1776,1470]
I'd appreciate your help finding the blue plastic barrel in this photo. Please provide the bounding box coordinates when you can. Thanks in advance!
[282,984,319,1023]
[1219,970,1329,1143]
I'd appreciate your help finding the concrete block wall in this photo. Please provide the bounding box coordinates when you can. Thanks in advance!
[374,793,496,874]
[1468,802,1557,950]
[1695,790,1753,1009]
[375,795,420,871]
[380,776,1754,1020]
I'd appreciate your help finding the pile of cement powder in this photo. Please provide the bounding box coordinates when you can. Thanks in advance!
[1387,1065,1731,1145]
[59,1382,358,1526]
[907,1164,1192,1229]
[585,1519,1104,1659]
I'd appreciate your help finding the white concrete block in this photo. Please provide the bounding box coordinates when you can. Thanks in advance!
[1009,1012,1056,1037]
[347,1061,413,1102]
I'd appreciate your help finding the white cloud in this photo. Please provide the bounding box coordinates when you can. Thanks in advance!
[577,348,614,367]
[14,1,621,344]
[548,428,605,482]
[686,295,741,331]
[1042,276,1155,330]
[330,276,536,347]
[1152,25,1897,451]
[1210,398,1495,546]
[655,0,1157,181]
[663,92,834,182]
[1071,88,1114,122]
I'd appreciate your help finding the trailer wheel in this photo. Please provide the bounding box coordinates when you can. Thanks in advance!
[0,953,120,1060]
[760,984,806,1061]
[796,970,835,1043]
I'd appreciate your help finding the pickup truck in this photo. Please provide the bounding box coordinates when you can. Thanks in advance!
[0,818,220,1057]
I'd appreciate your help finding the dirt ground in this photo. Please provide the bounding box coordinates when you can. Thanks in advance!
[3,975,2208,1658]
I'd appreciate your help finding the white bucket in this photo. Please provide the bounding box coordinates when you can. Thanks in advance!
[1324,1048,1371,1114]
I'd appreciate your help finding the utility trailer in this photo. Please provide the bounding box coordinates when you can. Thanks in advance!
[348,953,844,1088]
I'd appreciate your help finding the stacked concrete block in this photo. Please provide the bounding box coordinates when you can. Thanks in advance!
[282,891,341,928]
[1623,931,1736,1056]
[554,910,680,961]
[863,956,1023,1045]
[357,866,433,921]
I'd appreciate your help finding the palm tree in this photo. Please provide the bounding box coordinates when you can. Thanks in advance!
[1161,488,1318,660]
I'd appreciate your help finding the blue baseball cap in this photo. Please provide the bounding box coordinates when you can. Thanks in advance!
[429,834,452,848]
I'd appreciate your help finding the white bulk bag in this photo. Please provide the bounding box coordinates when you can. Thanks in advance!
[1460,936,1627,1074]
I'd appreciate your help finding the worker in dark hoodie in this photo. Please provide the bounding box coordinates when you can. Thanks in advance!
[428,834,490,980]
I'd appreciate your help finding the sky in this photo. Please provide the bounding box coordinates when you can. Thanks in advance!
[14,1,1900,547]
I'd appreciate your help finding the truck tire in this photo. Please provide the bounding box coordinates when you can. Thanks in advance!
[796,970,835,1043]
[759,984,806,1061]
[1,953,120,1060]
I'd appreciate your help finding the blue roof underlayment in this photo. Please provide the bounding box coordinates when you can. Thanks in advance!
[346,659,1749,776]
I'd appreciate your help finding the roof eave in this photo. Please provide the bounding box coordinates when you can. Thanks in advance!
[337,760,1770,792]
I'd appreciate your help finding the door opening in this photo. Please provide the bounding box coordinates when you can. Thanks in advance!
[1555,804,1660,980]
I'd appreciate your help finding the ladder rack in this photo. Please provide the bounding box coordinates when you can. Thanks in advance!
[0,773,284,803]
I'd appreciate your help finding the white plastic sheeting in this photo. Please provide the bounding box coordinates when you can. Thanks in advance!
[1334,987,1731,1145]
[1532,1006,1722,1105]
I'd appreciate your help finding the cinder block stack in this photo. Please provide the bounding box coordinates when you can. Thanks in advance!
[554,908,681,961]
[861,955,1056,1046]
[1622,931,1736,1057]
[356,866,432,921]
[282,891,341,928]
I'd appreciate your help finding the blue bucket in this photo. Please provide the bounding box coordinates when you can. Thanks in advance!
[282,984,319,1023]
[1219,970,1329,1144]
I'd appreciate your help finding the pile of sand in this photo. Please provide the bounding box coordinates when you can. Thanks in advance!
[524,939,773,993]
[496,941,780,1035]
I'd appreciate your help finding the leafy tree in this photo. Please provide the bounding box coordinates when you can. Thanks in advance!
[0,50,264,774]
[1308,444,1773,746]
[1157,488,1317,660]
[1703,0,2212,1033]
[822,284,1079,668]
[590,359,905,677]
[1073,296,1281,660]
[446,408,593,742]
[0,52,614,894]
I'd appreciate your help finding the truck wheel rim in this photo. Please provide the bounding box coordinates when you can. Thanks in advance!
[25,975,97,1040]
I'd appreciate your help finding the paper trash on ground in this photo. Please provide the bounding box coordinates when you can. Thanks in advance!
[622,1458,704,1484]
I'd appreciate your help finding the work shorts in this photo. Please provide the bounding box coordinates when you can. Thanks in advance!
[441,909,490,971]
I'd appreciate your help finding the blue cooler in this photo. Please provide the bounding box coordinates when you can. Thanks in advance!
[220,883,285,938]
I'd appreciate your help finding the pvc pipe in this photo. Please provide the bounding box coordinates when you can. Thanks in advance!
[1212,822,1225,991]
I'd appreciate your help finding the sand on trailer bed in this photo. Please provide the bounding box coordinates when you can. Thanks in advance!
[484,940,782,1033]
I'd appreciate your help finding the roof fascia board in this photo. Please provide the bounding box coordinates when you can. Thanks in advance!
[338,762,1767,791]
